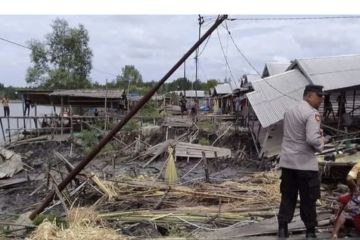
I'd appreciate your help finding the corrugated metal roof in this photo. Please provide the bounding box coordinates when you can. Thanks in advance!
[245,74,262,82]
[247,69,310,128]
[290,54,360,91]
[50,89,124,99]
[215,83,233,94]
[172,90,206,98]
[262,62,290,77]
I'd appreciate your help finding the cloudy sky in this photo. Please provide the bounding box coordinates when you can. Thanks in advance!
[1,14,360,87]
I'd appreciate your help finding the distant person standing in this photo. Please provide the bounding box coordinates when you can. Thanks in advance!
[1,96,10,117]
[190,99,198,122]
[323,94,334,120]
[234,95,241,113]
[24,96,32,116]
[121,91,128,111]
[336,91,347,117]
[179,92,187,118]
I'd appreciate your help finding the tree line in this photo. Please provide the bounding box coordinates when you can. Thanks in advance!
[1,18,223,99]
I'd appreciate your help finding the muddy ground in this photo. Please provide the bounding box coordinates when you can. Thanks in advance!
[0,122,348,239]
[0,124,264,238]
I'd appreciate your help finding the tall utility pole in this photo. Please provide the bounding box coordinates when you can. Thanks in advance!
[194,15,204,98]
[183,60,186,96]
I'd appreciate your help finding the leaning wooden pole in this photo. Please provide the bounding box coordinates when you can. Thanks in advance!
[29,15,228,220]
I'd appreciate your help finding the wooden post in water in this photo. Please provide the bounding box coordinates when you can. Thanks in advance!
[0,118,5,143]
[17,118,19,140]
[6,116,11,143]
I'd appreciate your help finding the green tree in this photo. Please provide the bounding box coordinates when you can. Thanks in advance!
[204,79,218,90]
[0,83,18,99]
[114,65,143,89]
[26,18,93,89]
[166,77,192,92]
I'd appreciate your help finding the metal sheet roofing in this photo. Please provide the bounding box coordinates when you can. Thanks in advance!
[171,90,206,98]
[247,69,310,128]
[290,54,360,91]
[262,62,290,77]
[244,74,261,82]
[215,83,233,95]
[50,89,124,99]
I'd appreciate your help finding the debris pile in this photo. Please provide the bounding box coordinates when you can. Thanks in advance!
[28,207,127,240]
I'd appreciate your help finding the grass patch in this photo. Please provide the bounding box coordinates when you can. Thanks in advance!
[33,213,68,228]
[122,119,140,132]
[77,129,101,152]
[198,138,210,146]
[139,101,160,119]
[197,120,216,132]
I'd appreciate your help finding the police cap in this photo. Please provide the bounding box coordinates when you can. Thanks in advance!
[303,84,325,97]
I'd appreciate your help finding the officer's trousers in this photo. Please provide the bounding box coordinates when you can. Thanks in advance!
[278,168,320,229]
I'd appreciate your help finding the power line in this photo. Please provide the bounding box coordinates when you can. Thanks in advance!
[228,15,360,21]
[197,33,212,57]
[0,35,119,78]
[0,36,31,50]
[223,23,261,75]
[216,27,238,87]
[223,23,299,101]
[92,68,118,78]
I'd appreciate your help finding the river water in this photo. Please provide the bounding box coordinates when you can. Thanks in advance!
[0,101,60,144]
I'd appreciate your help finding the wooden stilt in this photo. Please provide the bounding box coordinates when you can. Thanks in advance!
[0,118,5,143]
[6,116,11,143]
[202,151,210,183]
[16,118,19,140]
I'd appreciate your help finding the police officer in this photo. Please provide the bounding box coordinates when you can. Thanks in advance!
[278,84,326,239]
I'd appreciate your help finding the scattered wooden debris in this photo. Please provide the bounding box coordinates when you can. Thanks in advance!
[0,147,23,178]
[0,177,28,189]
[28,208,127,240]
[162,116,193,128]
[141,140,231,164]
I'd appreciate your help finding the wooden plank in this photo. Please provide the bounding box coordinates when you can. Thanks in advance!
[0,178,27,189]
[195,212,331,239]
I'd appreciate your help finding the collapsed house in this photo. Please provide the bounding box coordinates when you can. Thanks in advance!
[247,54,360,158]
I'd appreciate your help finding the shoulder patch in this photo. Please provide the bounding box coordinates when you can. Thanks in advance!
[315,113,321,122]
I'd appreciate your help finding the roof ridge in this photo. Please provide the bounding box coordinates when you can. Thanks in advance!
[296,53,360,61]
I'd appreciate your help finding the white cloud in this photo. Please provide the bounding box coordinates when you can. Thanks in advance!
[1,15,360,87]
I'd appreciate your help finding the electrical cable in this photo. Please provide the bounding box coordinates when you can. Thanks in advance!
[216,27,238,88]
[228,16,360,21]
[197,33,212,57]
[0,36,31,50]
[223,22,300,101]
[0,35,118,78]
